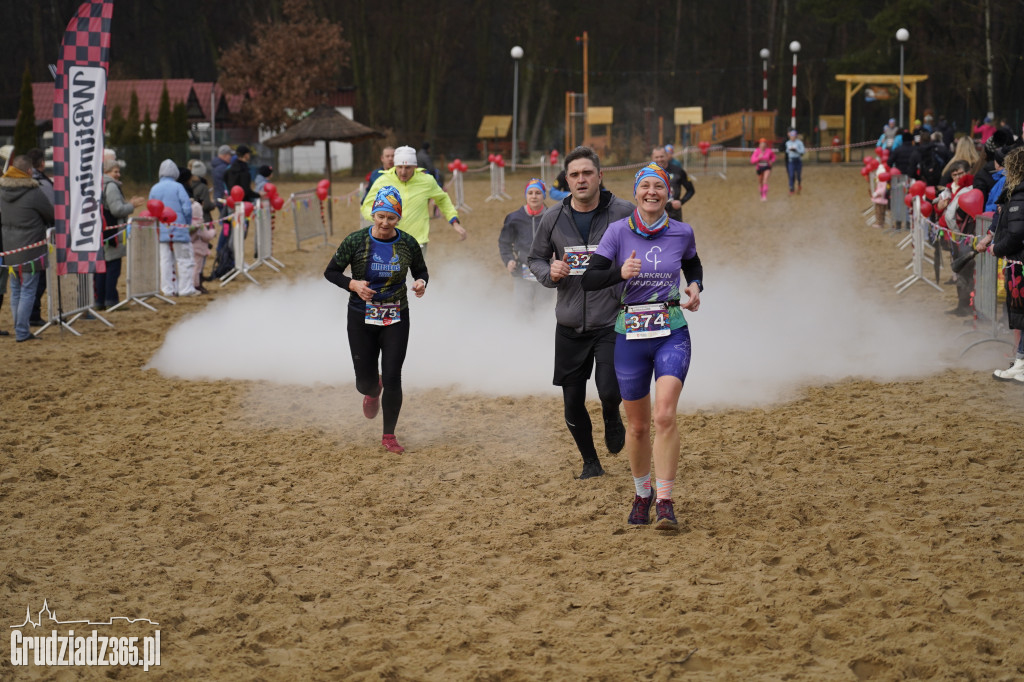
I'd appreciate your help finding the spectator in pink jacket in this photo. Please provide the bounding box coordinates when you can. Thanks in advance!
[750,138,777,201]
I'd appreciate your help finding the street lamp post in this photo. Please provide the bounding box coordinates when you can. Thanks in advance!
[896,29,909,128]
[789,41,800,131]
[759,48,770,111]
[511,45,524,172]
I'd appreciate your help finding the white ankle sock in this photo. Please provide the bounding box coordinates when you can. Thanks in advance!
[633,473,652,498]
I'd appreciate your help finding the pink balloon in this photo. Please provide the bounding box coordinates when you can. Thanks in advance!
[958,189,985,218]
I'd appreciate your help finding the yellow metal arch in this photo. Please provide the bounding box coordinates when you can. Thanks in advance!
[835,74,928,161]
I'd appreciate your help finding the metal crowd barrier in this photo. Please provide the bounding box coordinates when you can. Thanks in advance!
[889,175,909,229]
[291,189,328,250]
[250,200,284,274]
[895,199,942,295]
[220,205,259,286]
[959,213,1014,356]
[108,217,175,312]
[36,227,113,337]
[681,146,727,180]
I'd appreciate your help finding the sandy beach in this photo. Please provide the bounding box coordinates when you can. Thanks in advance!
[2,163,1023,680]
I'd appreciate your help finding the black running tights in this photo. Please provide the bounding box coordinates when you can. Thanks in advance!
[347,306,410,435]
[562,361,620,463]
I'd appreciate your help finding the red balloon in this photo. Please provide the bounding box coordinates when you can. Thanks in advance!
[920,201,933,218]
[271,195,285,211]
[138,210,153,218]
[317,178,330,189]
[958,188,984,218]
[488,154,496,163]
[925,186,937,200]
[866,158,879,171]
[904,194,914,207]
[460,161,469,172]
[316,186,328,201]
[880,148,890,159]
[161,207,177,224]
[230,185,245,202]
[860,166,870,177]
[863,157,873,166]
[909,180,926,197]
[225,196,236,209]
[447,162,455,172]
[497,157,505,168]
[146,199,164,217]
[889,167,901,176]
[263,182,277,197]
[243,201,254,217]
[878,171,891,182]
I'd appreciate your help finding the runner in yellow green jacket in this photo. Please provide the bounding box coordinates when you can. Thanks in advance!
[360,145,466,249]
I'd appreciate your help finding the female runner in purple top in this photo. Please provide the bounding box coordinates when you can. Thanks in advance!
[582,163,703,530]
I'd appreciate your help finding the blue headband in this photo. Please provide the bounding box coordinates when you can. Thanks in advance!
[371,186,402,217]
[633,163,669,195]
[525,178,546,199]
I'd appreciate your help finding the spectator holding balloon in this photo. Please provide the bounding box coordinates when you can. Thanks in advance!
[148,159,197,297]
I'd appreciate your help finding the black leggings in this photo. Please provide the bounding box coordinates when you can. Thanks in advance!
[561,355,621,463]
[347,306,410,435]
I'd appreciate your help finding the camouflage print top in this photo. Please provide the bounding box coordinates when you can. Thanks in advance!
[326,227,429,313]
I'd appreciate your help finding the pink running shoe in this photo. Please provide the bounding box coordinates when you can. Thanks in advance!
[382,434,405,453]
[362,379,382,419]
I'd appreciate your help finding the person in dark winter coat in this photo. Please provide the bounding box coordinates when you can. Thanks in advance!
[498,178,553,309]
[976,147,1024,381]
[0,156,54,341]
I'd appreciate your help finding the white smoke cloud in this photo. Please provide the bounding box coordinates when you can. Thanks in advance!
[147,252,953,409]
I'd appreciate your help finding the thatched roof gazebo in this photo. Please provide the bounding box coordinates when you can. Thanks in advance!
[263,105,384,232]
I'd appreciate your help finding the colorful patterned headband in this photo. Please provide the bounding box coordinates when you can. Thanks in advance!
[633,163,669,195]
[371,186,403,217]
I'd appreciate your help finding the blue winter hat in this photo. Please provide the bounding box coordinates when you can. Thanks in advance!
[371,186,403,217]
[525,178,546,198]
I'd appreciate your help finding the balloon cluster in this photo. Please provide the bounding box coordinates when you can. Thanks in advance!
[316,178,329,201]
[447,159,468,173]
[698,141,711,155]
[487,153,506,168]
[549,149,559,166]
[225,185,255,216]
[264,182,285,211]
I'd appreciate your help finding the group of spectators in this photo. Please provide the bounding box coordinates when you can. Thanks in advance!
[0,142,269,340]
[873,112,1024,383]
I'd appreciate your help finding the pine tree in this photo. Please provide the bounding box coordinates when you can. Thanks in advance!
[13,65,37,154]
[107,105,126,147]
[124,91,141,144]
[155,84,172,145]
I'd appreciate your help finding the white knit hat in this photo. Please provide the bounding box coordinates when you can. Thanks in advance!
[393,145,418,167]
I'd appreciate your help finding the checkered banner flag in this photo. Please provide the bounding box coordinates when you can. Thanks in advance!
[52,0,114,275]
